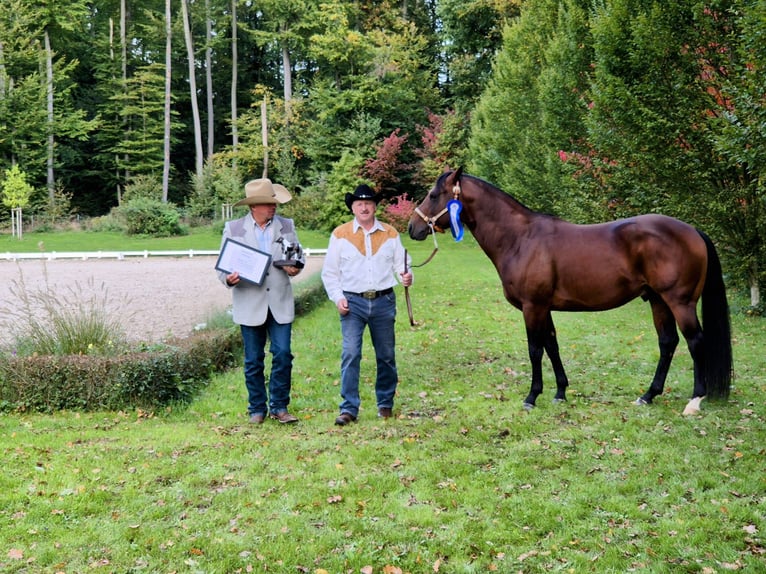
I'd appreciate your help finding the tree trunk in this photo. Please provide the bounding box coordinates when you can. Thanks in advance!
[205,0,214,159]
[0,40,6,97]
[230,0,238,156]
[750,261,760,308]
[181,0,204,177]
[281,27,292,120]
[120,0,129,198]
[44,28,55,203]
[261,98,268,178]
[162,0,172,203]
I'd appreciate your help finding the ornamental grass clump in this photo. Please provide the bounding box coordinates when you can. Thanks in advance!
[0,265,130,357]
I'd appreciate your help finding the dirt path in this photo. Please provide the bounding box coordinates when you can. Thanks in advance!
[0,256,324,345]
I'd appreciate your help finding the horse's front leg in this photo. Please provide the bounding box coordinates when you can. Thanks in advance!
[522,308,550,410]
[543,313,569,403]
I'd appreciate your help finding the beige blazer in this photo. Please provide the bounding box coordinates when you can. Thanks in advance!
[218,214,304,326]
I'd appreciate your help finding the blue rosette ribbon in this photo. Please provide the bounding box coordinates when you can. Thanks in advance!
[447,199,464,241]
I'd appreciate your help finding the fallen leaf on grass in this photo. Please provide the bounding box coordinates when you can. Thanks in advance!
[8,548,23,560]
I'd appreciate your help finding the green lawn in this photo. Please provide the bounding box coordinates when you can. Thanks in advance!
[1,233,764,573]
[0,226,331,253]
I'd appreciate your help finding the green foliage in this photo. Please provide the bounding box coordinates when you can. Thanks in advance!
[468,0,561,212]
[114,197,185,237]
[315,151,368,232]
[186,158,242,222]
[38,183,75,225]
[110,63,178,179]
[1,165,34,209]
[122,174,163,202]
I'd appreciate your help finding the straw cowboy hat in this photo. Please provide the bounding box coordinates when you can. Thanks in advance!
[234,178,292,207]
[344,184,380,212]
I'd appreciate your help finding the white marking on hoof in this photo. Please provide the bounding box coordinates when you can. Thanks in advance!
[522,402,535,411]
[635,397,649,406]
[682,396,705,416]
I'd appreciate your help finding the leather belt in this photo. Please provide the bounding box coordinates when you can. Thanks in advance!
[344,288,393,300]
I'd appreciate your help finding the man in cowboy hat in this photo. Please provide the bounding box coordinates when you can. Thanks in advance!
[321,184,413,426]
[217,178,305,424]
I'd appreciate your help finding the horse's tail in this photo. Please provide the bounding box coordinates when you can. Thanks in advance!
[699,230,732,399]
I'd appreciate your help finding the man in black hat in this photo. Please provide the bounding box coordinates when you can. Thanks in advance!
[321,184,413,426]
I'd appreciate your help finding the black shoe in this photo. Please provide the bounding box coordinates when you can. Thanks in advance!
[335,412,356,426]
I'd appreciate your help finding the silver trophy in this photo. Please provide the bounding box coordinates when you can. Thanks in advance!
[273,236,305,269]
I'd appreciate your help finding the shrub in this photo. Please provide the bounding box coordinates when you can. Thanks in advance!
[379,193,417,232]
[0,329,240,413]
[114,197,186,236]
[1,271,130,357]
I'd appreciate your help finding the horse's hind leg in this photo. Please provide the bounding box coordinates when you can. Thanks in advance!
[637,297,679,405]
[544,313,569,403]
[673,304,707,415]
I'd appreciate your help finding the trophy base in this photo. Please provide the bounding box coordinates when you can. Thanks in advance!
[273,259,304,269]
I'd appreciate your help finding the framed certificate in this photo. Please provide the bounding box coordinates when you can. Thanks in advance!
[215,238,272,285]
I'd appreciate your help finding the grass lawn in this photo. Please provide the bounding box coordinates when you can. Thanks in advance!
[0,226,331,253]
[1,234,764,573]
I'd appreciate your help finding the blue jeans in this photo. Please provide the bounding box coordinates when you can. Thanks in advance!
[339,291,398,417]
[241,314,293,416]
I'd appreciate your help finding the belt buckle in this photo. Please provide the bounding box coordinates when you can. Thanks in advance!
[362,290,377,299]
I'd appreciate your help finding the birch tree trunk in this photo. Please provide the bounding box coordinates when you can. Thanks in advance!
[261,98,268,178]
[120,0,129,198]
[230,0,238,156]
[44,29,55,203]
[181,0,204,177]
[162,0,172,202]
[281,42,293,121]
[205,0,214,159]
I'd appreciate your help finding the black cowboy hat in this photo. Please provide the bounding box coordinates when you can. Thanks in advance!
[344,184,381,212]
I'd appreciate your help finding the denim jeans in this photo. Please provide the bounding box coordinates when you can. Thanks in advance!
[339,291,398,417]
[241,314,293,416]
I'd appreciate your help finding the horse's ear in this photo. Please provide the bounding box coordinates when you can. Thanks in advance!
[454,166,463,179]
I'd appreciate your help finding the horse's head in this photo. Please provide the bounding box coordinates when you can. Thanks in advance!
[408,167,463,241]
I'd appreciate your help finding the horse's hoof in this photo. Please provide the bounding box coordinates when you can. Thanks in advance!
[552,398,566,404]
[635,397,649,406]
[522,402,535,411]
[682,396,705,416]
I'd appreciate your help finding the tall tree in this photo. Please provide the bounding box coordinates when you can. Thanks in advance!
[230,0,239,156]
[181,0,204,178]
[162,0,173,201]
[205,0,214,158]
[35,0,90,203]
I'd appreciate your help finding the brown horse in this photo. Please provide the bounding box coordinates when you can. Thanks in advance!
[408,168,732,415]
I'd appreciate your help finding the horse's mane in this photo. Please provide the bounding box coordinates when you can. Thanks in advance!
[444,170,538,216]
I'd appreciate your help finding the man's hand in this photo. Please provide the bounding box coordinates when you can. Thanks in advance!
[283,265,301,277]
[337,298,349,316]
[226,271,240,286]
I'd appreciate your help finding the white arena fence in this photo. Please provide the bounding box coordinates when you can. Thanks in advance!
[0,248,327,261]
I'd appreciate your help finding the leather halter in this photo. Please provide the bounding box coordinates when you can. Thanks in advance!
[410,181,462,268]
[413,181,462,233]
